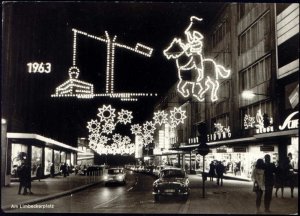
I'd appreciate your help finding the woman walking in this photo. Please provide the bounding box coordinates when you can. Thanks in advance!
[251,159,265,214]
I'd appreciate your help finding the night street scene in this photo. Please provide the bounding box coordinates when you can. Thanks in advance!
[1,2,299,215]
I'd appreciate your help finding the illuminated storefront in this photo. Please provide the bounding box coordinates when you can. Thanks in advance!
[7,133,81,182]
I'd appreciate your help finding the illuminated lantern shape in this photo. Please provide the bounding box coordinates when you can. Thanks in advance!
[117,109,133,124]
[163,16,231,102]
[131,124,142,135]
[86,119,101,133]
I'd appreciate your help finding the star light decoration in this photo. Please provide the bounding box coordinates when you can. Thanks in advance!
[86,104,135,155]
[130,106,187,147]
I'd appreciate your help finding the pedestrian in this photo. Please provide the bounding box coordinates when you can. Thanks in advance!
[216,161,225,186]
[208,161,215,181]
[251,158,265,214]
[50,163,55,177]
[263,154,276,213]
[17,161,27,195]
[24,163,33,194]
[36,164,43,181]
[62,163,67,177]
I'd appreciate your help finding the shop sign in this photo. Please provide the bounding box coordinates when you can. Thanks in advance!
[260,146,274,152]
[279,111,299,131]
[208,123,231,141]
[233,147,247,152]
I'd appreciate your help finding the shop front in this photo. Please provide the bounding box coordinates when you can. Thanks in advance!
[7,133,82,183]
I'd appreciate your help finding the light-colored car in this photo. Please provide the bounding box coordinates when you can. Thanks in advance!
[152,167,190,202]
[104,168,126,186]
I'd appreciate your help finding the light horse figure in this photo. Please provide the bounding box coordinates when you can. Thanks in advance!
[163,16,231,102]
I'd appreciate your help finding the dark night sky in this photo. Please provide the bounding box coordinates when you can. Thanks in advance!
[2,2,225,146]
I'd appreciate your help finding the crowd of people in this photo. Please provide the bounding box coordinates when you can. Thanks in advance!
[251,154,295,214]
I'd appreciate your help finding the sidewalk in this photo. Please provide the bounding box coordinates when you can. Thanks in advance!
[1,174,103,211]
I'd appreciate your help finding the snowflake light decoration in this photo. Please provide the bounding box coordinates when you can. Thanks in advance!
[170,107,187,126]
[117,109,133,125]
[131,124,142,135]
[153,110,168,126]
[97,105,116,122]
[86,119,101,133]
[244,114,255,129]
[143,121,156,134]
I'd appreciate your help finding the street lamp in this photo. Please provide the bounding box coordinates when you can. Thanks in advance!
[241,90,268,100]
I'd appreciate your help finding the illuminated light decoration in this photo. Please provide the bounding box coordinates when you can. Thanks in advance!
[51,28,155,101]
[255,109,264,129]
[51,66,94,99]
[279,111,299,130]
[153,110,168,126]
[143,121,156,134]
[143,134,154,146]
[112,133,122,144]
[214,123,224,133]
[117,109,133,125]
[244,114,255,129]
[163,16,231,102]
[101,122,115,134]
[97,105,116,123]
[88,133,99,143]
[170,107,187,126]
[123,136,131,145]
[86,105,136,155]
[97,135,110,145]
[131,124,142,135]
[86,119,101,133]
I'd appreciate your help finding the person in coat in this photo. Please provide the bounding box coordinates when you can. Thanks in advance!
[251,158,265,214]
[215,161,225,186]
[263,154,276,213]
[208,161,215,181]
[36,164,43,181]
[17,161,27,195]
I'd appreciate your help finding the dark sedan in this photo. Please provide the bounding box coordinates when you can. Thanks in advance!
[152,167,190,202]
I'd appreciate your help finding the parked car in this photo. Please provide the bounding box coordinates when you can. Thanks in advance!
[103,168,126,186]
[152,167,190,202]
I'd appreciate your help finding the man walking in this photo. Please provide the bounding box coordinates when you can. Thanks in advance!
[264,154,276,213]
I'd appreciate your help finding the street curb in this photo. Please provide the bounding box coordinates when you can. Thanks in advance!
[197,172,251,182]
[2,180,103,211]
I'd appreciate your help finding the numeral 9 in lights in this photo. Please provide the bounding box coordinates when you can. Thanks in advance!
[27,62,51,73]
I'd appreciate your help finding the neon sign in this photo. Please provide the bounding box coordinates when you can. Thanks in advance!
[279,111,299,130]
[52,28,156,101]
[163,16,231,102]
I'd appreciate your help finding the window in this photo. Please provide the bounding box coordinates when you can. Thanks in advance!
[44,147,53,175]
[241,100,273,129]
[211,19,229,48]
[239,55,271,92]
[11,144,28,178]
[238,11,270,55]
[31,146,42,177]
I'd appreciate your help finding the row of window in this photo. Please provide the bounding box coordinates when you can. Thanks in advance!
[239,55,271,92]
[238,11,271,55]
[238,3,258,20]
[211,18,230,48]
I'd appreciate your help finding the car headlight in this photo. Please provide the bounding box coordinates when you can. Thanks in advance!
[117,175,123,180]
[104,175,108,180]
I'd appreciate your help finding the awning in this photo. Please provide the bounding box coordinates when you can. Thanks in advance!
[7,132,83,152]
[254,129,298,139]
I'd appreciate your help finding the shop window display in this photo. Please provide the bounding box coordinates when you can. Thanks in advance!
[61,151,66,164]
[54,150,60,174]
[31,146,42,177]
[11,143,28,178]
[44,147,53,175]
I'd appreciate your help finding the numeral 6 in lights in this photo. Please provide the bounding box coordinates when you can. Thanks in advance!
[27,62,51,73]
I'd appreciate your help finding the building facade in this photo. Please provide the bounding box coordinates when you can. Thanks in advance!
[152,3,299,179]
